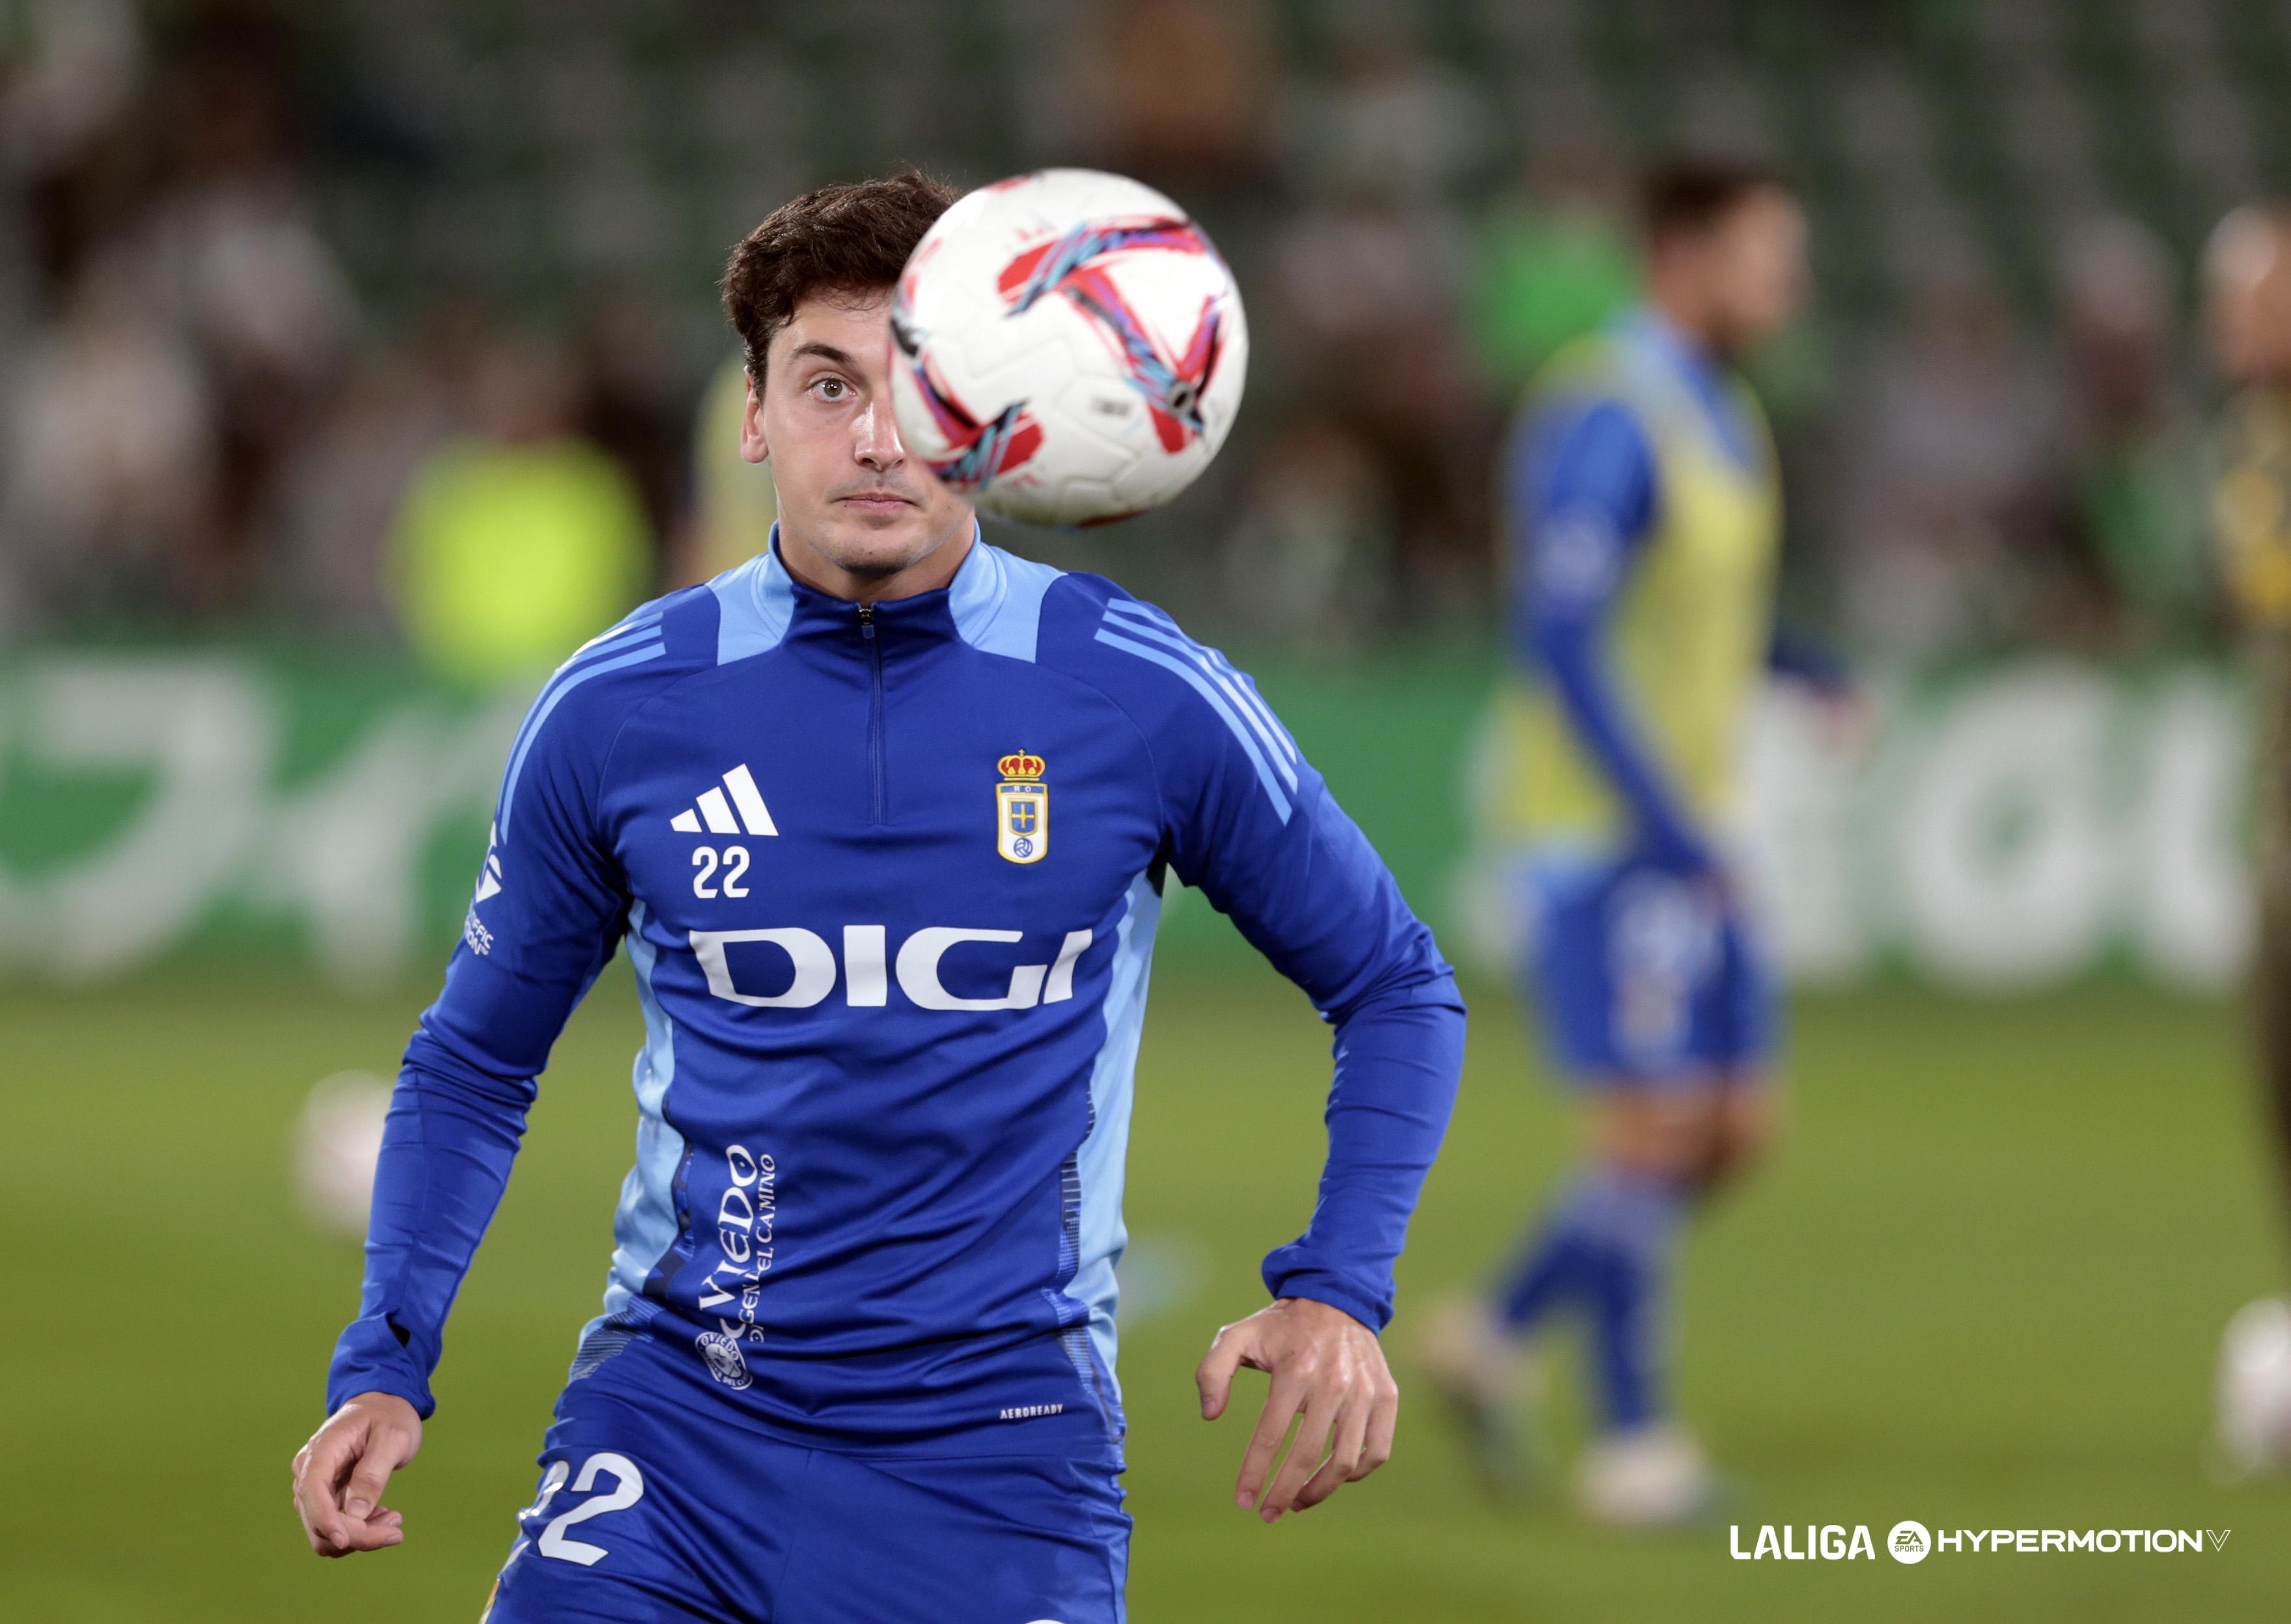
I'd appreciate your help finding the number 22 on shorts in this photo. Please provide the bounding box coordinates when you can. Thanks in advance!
[517,1452,645,1568]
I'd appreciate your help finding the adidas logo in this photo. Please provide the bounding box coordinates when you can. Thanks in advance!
[671,764,779,836]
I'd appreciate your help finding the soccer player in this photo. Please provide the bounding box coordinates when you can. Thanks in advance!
[2208,204,2291,1185]
[2204,205,2291,1472]
[1419,160,1827,1524]
[289,172,1466,1622]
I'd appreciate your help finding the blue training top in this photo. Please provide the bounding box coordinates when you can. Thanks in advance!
[327,530,1467,1458]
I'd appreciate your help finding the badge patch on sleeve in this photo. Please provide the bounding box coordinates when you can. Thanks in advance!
[995,752,1048,864]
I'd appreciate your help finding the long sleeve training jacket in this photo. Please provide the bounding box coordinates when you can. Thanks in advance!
[328,532,1467,1455]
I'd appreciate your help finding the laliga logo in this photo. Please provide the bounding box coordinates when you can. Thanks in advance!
[1737,1516,2225,1562]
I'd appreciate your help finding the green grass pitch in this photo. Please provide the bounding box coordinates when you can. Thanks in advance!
[6,967,2291,1621]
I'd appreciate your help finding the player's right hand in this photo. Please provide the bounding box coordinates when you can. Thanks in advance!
[292,1391,423,1556]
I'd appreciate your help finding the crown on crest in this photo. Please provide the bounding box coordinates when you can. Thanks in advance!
[997,752,1046,782]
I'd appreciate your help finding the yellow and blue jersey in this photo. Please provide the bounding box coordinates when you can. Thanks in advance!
[1488,310,1783,856]
[1488,310,1806,1080]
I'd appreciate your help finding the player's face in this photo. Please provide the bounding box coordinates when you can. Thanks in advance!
[1706,189,1809,356]
[744,288,973,592]
[2206,212,2291,384]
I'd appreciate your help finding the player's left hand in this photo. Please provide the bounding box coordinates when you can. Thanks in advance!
[1196,1296,1398,1523]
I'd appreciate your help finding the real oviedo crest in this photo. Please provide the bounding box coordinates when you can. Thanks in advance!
[995,752,1048,864]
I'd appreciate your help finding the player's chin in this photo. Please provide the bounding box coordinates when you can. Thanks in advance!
[822,501,936,561]
[822,499,962,570]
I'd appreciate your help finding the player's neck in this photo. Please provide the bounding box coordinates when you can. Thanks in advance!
[1646,286,1734,368]
[775,519,977,605]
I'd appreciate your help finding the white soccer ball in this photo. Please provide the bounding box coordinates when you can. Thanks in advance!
[2216,1297,2291,1474]
[889,168,1249,526]
[294,1070,392,1240]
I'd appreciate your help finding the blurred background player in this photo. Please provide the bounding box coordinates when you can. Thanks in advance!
[682,349,780,585]
[387,327,652,689]
[2205,204,2291,1474]
[1421,160,1843,1524]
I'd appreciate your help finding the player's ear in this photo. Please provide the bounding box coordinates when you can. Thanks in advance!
[740,370,770,465]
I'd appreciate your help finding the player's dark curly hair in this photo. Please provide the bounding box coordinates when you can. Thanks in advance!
[721,171,959,389]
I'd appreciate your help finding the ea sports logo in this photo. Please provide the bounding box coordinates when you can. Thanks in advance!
[1888,1521,1932,1564]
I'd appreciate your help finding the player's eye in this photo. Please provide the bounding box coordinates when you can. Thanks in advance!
[811,376,849,401]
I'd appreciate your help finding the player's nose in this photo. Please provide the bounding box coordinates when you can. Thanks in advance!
[853,396,906,469]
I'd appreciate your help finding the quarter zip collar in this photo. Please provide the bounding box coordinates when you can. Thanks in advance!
[760,522,992,829]
[771,522,990,650]
[856,599,887,824]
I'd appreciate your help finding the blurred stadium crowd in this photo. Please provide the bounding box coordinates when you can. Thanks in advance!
[0,0,2274,671]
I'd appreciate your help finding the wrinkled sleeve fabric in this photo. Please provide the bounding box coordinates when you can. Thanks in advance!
[1100,603,1466,1333]
[325,687,629,1419]
[1508,396,1708,867]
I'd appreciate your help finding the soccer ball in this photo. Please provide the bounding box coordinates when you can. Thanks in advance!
[889,169,1248,526]
[294,1070,391,1240]
[2216,1297,2291,1475]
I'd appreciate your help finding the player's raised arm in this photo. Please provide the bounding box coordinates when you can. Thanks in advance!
[1082,596,1466,1520]
[293,631,640,1556]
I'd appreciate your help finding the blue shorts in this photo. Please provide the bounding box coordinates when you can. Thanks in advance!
[482,1363,1130,1624]
[1520,849,1776,1086]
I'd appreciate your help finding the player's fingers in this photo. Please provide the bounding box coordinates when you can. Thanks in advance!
[1296,1391,1370,1509]
[340,1416,417,1521]
[340,1513,408,1552]
[293,1425,341,1493]
[316,1517,402,1557]
[1234,1368,1309,1510]
[1195,1321,1253,1421]
[339,1464,385,1522]
[296,1479,354,1556]
[1262,1390,1337,1519]
[313,1491,406,1559]
[292,1430,356,1552]
[1355,1371,1400,1478]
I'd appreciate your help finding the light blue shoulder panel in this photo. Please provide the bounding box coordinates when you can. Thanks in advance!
[951,532,1064,663]
[710,532,796,665]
